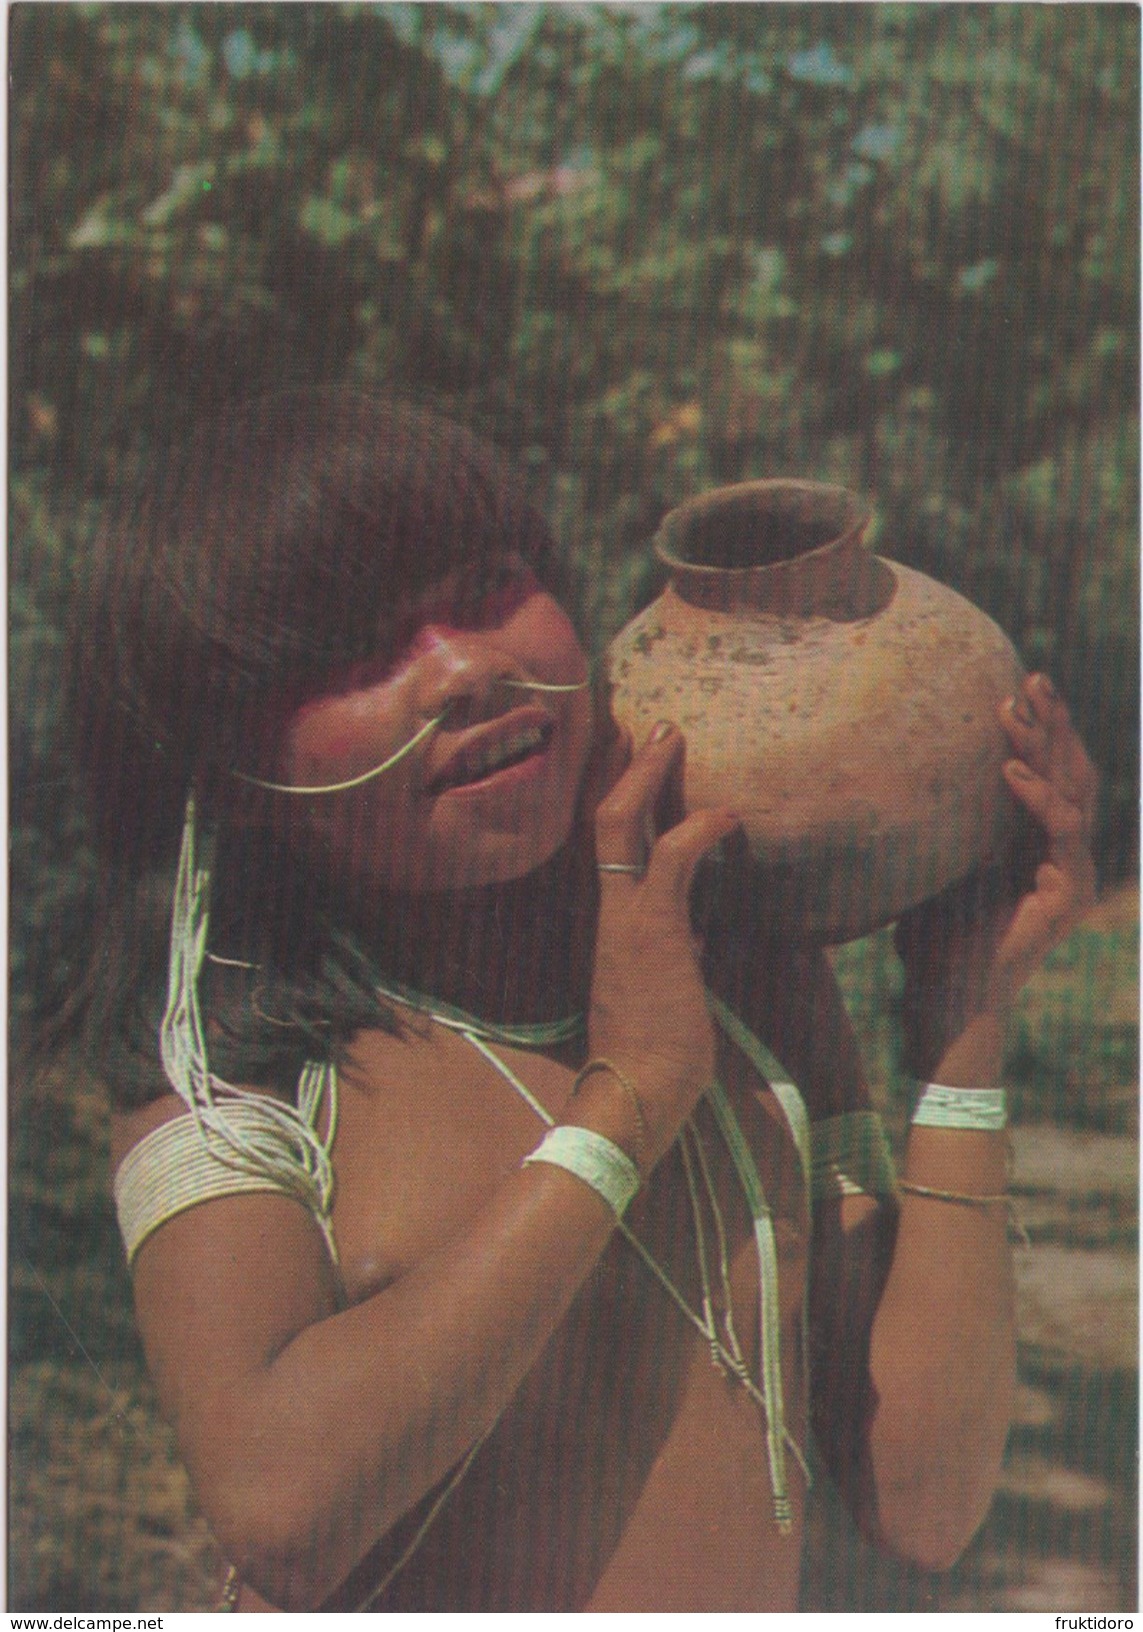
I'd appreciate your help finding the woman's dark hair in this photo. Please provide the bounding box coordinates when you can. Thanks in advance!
[71,390,566,1106]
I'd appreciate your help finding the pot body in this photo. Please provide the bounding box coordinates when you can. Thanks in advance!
[605,480,1025,943]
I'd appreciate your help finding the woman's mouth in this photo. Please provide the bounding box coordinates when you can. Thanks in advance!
[425,719,555,795]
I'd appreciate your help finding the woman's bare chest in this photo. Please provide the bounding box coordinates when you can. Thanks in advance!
[328,1022,808,1333]
[322,1022,812,1609]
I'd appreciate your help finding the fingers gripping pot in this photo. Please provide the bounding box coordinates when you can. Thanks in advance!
[605,481,1025,944]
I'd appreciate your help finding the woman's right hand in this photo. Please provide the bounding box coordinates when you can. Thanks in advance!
[586,721,741,1168]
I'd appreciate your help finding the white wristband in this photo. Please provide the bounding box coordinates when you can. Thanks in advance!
[911,1083,1008,1131]
[523,1125,640,1217]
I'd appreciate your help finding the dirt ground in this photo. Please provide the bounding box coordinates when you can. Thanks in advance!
[9,887,1138,1611]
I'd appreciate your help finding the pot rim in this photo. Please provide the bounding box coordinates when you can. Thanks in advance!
[654,478,872,578]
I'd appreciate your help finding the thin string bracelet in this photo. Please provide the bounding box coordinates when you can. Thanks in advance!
[898,1180,1031,1247]
[899,1180,1009,1207]
[573,1058,649,1176]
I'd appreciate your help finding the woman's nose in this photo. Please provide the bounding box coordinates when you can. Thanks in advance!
[413,625,525,725]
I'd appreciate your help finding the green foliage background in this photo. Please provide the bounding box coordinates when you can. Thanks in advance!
[10,3,1139,1034]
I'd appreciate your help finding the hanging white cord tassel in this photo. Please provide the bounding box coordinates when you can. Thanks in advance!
[159,796,339,1260]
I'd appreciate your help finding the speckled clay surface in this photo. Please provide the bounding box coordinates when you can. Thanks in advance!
[606,481,1025,943]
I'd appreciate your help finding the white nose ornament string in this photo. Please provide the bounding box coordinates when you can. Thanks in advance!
[231,675,590,797]
[233,710,448,796]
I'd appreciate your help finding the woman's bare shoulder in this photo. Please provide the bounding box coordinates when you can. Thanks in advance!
[109,1075,298,1168]
[110,1090,188,1169]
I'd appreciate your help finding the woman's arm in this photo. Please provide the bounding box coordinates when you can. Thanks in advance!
[798,943,1017,1568]
[787,675,1095,1567]
[862,674,1096,1565]
[129,1140,620,1609]
[124,723,739,1610]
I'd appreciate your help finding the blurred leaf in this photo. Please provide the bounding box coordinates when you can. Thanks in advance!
[298,194,359,247]
[864,348,902,379]
[851,123,900,162]
[786,41,853,87]
[958,258,1000,293]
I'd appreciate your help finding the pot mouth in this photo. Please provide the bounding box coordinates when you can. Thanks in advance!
[654,480,871,576]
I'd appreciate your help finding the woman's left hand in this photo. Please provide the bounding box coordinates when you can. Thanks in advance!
[895,672,1098,1075]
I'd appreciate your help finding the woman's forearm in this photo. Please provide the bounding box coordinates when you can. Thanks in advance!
[863,1126,1015,1567]
[862,1009,1016,1567]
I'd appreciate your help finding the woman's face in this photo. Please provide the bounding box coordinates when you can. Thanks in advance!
[274,556,594,896]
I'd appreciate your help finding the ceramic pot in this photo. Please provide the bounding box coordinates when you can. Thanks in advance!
[605,480,1025,943]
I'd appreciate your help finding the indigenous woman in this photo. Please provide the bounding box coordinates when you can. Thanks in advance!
[74,390,1097,1611]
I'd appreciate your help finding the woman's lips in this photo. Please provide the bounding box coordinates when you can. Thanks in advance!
[424,711,556,796]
